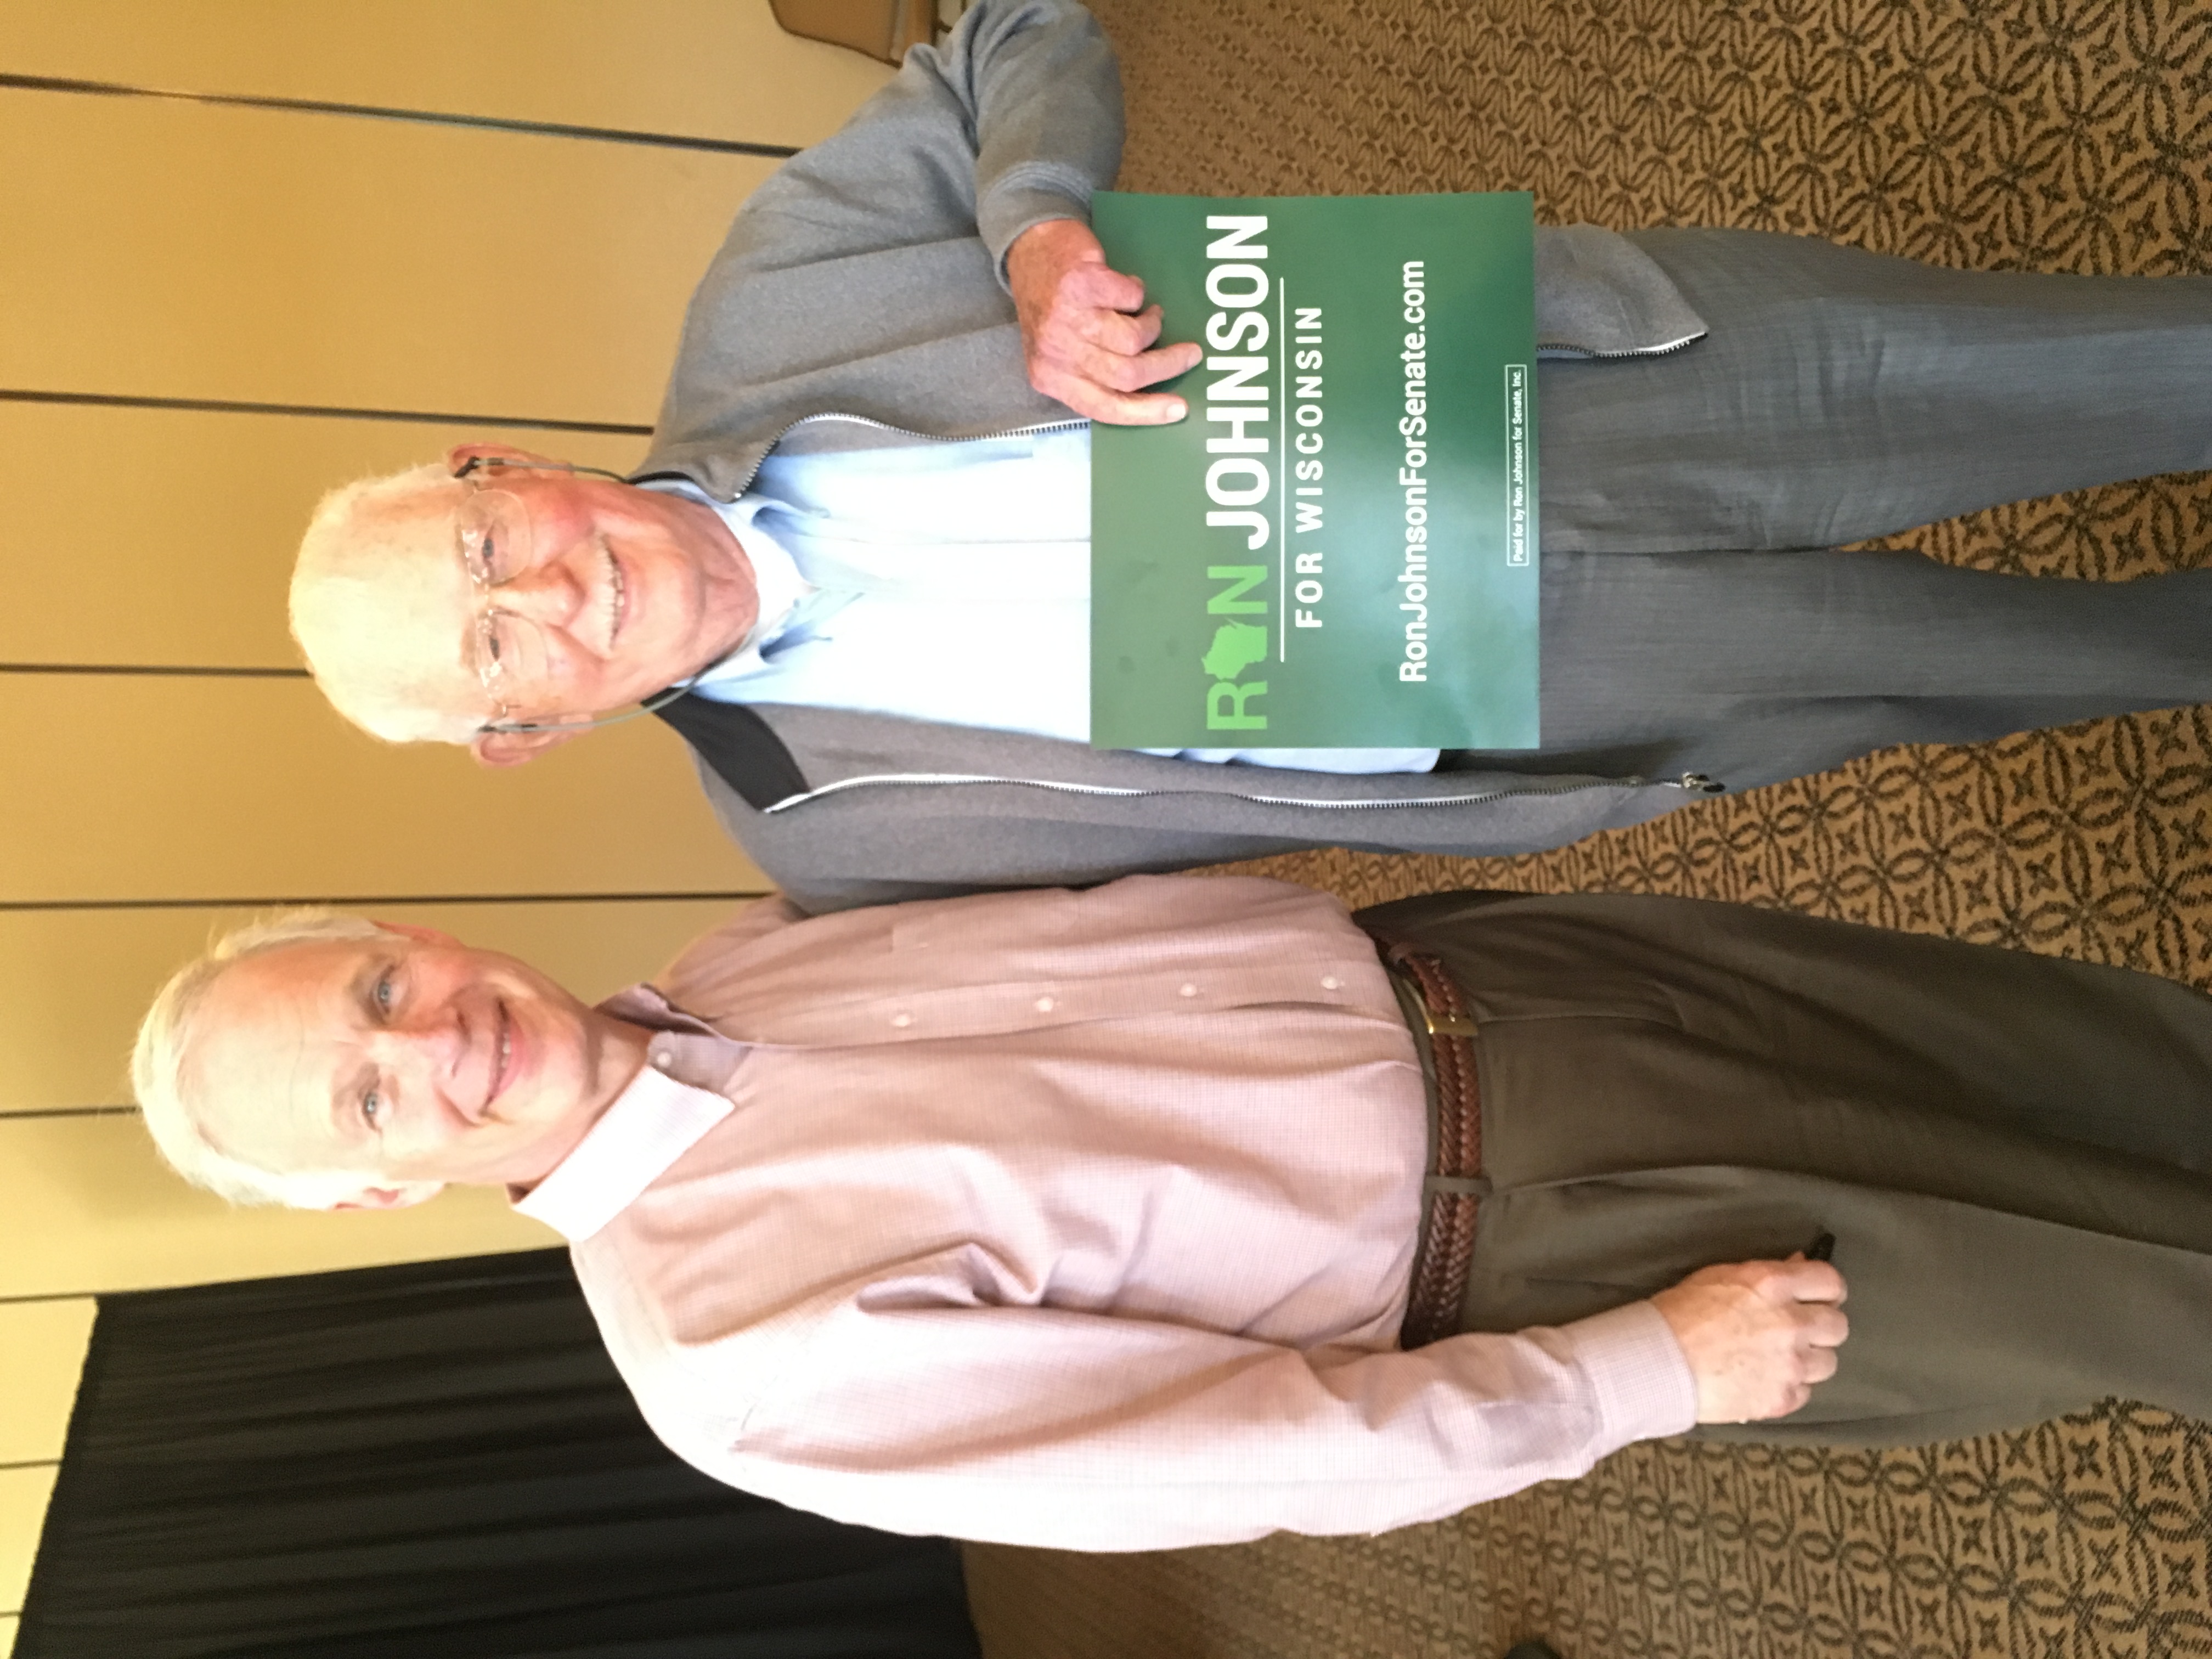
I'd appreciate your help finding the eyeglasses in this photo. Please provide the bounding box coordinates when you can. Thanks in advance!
[450,458,695,736]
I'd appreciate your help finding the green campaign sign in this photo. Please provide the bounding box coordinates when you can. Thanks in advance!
[1090,191,1539,749]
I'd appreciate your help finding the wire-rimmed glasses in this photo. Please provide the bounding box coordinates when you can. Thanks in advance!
[450,458,691,735]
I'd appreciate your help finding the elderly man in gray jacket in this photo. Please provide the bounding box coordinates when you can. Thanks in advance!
[290,0,2212,913]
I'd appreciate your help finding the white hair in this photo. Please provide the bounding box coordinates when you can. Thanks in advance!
[132,910,437,1209]
[290,463,483,746]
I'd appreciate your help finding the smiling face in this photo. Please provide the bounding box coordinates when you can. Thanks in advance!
[187,924,652,1197]
[290,447,760,761]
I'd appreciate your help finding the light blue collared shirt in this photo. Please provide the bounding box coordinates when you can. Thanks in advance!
[665,426,1439,775]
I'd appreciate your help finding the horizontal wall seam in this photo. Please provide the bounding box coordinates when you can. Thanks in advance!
[0,1107,139,1121]
[0,72,802,158]
[0,388,652,435]
[1,664,309,679]
[1,891,768,912]
[0,1462,60,1475]
[0,1294,97,1307]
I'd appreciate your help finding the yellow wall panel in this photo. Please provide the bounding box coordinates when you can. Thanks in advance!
[1,0,893,152]
[2,1612,18,1655]
[0,1115,553,1300]
[0,2,873,1599]
[0,92,775,422]
[0,1302,95,1466]
[0,1466,59,1617]
[0,676,762,905]
[0,899,748,1111]
[1,403,647,669]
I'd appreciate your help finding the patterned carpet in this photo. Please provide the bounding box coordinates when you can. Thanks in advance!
[962,3,2212,1657]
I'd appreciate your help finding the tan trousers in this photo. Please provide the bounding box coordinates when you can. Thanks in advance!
[1359,890,2212,1446]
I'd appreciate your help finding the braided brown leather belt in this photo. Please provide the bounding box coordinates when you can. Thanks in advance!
[1386,949,1485,1349]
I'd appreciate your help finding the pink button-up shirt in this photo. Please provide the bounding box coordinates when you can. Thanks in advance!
[517,875,1694,1550]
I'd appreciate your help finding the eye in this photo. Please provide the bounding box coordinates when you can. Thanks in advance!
[373,969,397,1017]
[362,1087,385,1131]
[460,521,496,585]
[491,616,550,687]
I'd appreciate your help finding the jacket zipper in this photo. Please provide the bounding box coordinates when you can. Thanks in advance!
[1536,330,1707,360]
[681,411,1729,816]
[651,411,1094,501]
[664,332,1704,499]
[761,770,1723,816]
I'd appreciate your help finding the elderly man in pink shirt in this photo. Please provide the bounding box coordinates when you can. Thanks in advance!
[132,875,2212,1550]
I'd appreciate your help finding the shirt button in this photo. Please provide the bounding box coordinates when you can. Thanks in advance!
[652,1050,675,1071]
[1321,975,1344,991]
[1035,996,1056,1013]
[1178,983,1199,997]
[890,1012,914,1029]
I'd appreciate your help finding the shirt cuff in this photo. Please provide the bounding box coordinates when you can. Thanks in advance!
[1559,1300,1699,1449]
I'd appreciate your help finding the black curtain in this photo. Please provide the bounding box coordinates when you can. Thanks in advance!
[15,1250,981,1659]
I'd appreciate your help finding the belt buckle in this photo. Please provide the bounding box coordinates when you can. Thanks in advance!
[1421,1007,1478,1040]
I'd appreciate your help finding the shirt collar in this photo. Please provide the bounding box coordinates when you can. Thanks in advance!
[510,985,742,1242]
[637,482,814,686]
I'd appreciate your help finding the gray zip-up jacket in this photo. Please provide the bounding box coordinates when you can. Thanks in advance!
[635,0,1712,912]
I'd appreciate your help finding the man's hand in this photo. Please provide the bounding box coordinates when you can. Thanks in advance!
[1007,218,1202,424]
[1650,1257,1849,1424]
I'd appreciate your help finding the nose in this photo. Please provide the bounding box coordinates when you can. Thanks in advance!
[490,560,584,626]
[366,1003,472,1105]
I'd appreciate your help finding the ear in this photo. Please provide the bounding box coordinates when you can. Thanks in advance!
[470,724,588,768]
[446,440,560,475]
[371,920,459,947]
[331,1182,442,1211]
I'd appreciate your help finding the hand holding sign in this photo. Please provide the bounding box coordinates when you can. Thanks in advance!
[1007,219,1203,425]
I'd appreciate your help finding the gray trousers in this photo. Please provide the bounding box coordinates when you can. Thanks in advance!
[1360,889,2212,1445]
[1456,229,2212,789]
